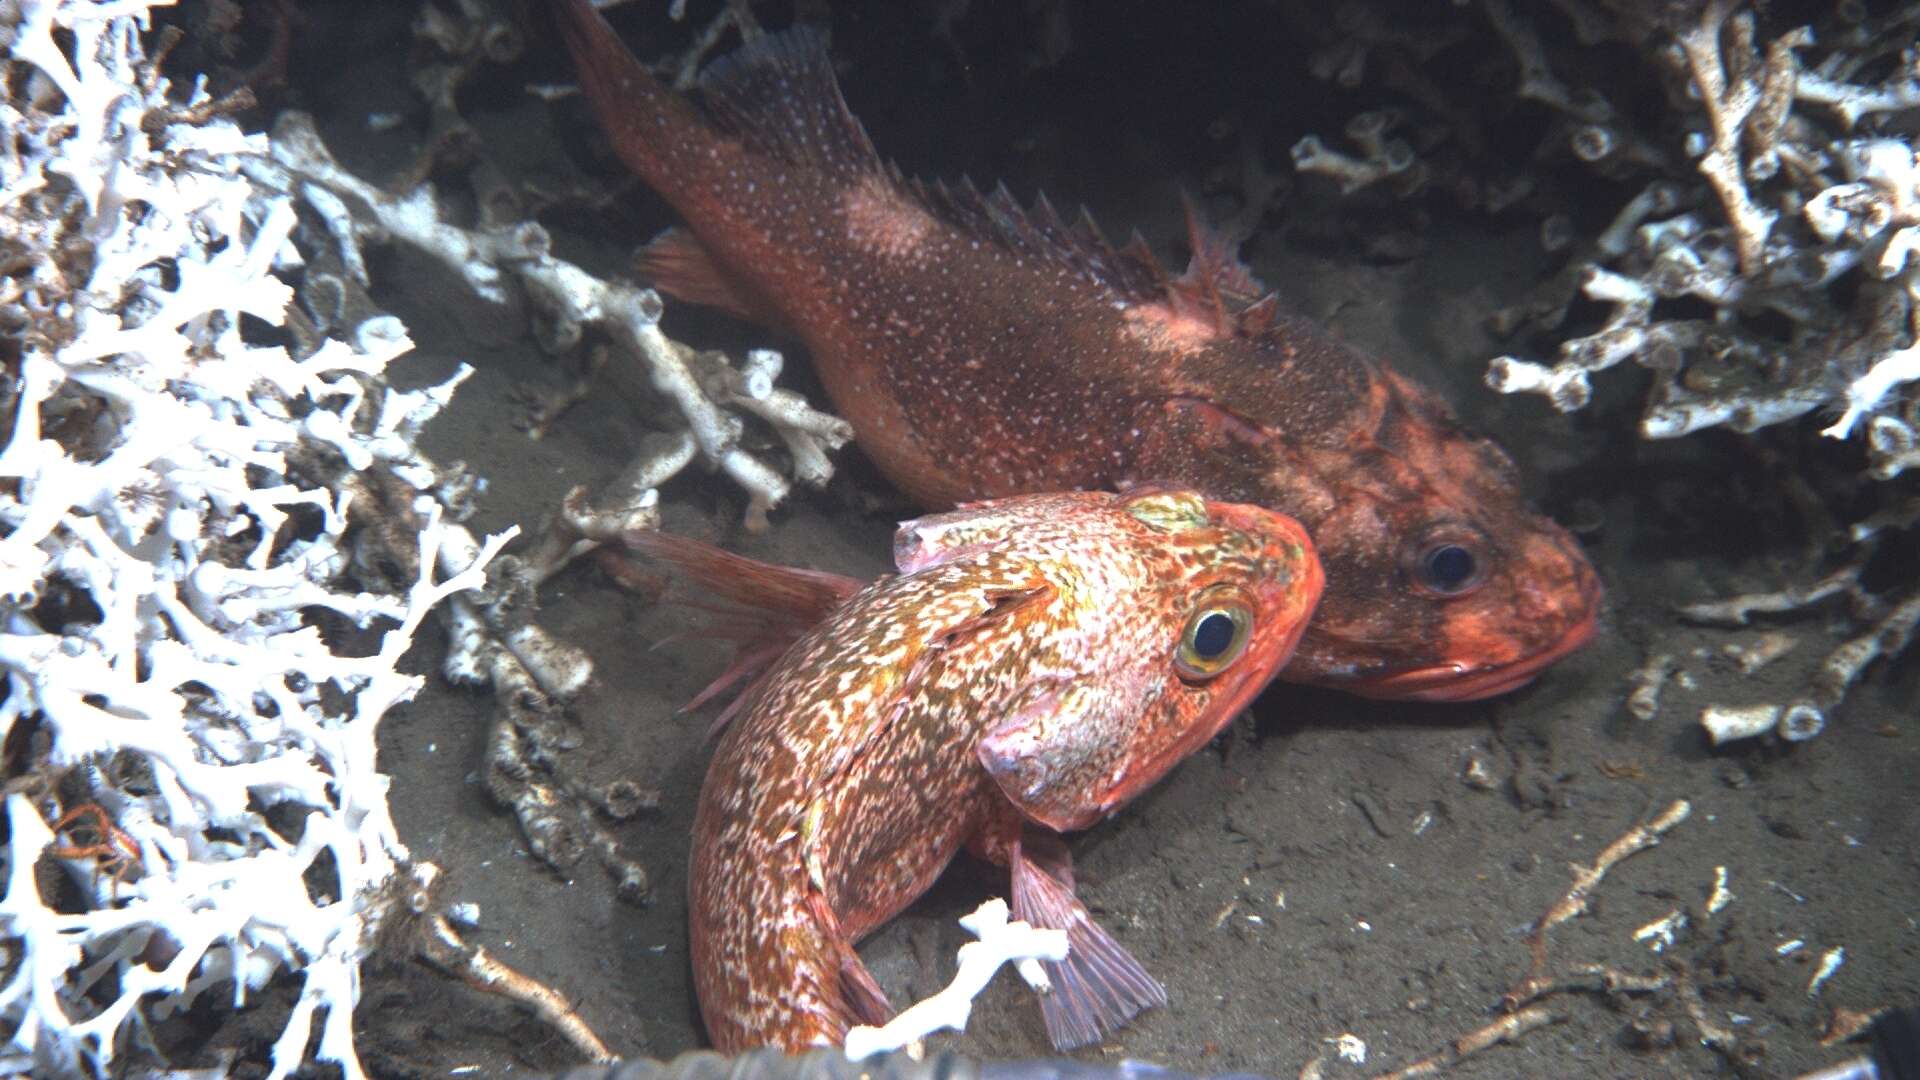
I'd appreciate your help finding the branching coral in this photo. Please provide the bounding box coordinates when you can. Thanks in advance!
[226,0,851,896]
[243,109,852,533]
[1282,0,1918,737]
[1474,3,1920,735]
[0,1,556,1074]
[1485,7,1920,457]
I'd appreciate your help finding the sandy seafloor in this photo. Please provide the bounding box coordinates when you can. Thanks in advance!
[179,1,1917,1076]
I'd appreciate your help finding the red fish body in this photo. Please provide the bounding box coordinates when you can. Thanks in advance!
[553,3,1600,700]
[636,489,1322,1052]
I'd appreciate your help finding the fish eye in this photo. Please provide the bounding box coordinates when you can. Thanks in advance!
[1424,544,1476,590]
[1408,524,1490,597]
[1175,592,1254,681]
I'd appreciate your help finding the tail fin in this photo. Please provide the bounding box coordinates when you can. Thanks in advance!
[625,529,865,732]
[549,0,720,194]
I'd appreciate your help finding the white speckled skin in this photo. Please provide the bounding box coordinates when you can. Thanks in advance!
[553,0,1601,704]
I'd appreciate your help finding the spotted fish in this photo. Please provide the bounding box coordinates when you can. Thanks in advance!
[553,2,1600,700]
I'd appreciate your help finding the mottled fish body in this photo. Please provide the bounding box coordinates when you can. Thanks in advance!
[636,489,1321,1052]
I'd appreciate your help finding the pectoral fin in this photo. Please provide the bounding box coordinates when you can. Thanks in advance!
[1010,831,1166,1049]
[976,678,1136,834]
[636,228,795,334]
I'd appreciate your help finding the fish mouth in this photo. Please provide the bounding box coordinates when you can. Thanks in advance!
[1348,606,1599,702]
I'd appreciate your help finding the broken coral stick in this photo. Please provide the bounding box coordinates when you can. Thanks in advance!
[842,898,1068,1060]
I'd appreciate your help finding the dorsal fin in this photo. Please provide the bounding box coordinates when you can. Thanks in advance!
[696,25,881,179]
[625,528,865,734]
[689,28,1268,325]
[1165,192,1270,338]
[1121,229,1168,294]
[1069,207,1109,255]
[912,176,1167,302]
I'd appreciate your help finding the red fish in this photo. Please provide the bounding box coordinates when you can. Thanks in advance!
[633,489,1322,1052]
[552,2,1600,701]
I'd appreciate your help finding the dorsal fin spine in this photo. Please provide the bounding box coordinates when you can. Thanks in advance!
[1240,293,1281,335]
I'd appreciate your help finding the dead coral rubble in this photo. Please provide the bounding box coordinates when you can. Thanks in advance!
[240,0,852,905]
[1290,0,1919,738]
[1485,3,1920,460]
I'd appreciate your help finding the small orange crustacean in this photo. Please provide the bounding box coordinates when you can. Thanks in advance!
[49,802,143,897]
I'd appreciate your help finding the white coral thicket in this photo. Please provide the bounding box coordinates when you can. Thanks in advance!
[0,2,503,1076]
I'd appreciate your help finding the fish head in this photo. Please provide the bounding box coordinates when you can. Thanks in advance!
[1278,369,1602,702]
[1136,490,1327,735]
[977,487,1324,833]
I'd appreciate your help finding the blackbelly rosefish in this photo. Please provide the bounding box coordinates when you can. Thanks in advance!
[631,488,1322,1052]
[554,1,1600,701]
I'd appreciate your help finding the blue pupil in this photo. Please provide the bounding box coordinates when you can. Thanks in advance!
[1425,544,1476,590]
[1191,611,1237,659]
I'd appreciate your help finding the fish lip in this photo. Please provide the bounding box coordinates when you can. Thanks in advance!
[1347,606,1600,702]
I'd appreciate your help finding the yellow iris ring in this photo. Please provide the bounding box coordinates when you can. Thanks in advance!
[1174,586,1255,680]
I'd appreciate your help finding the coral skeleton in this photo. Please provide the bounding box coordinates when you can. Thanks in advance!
[841,898,1068,1061]
[1624,651,1676,721]
[226,2,850,891]
[242,104,851,534]
[0,1,519,1074]
[1481,4,1920,457]
[1505,799,1691,1010]
[1291,111,1423,197]
[1426,1,1920,737]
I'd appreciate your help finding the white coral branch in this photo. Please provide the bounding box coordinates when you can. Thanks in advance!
[0,3,508,1075]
